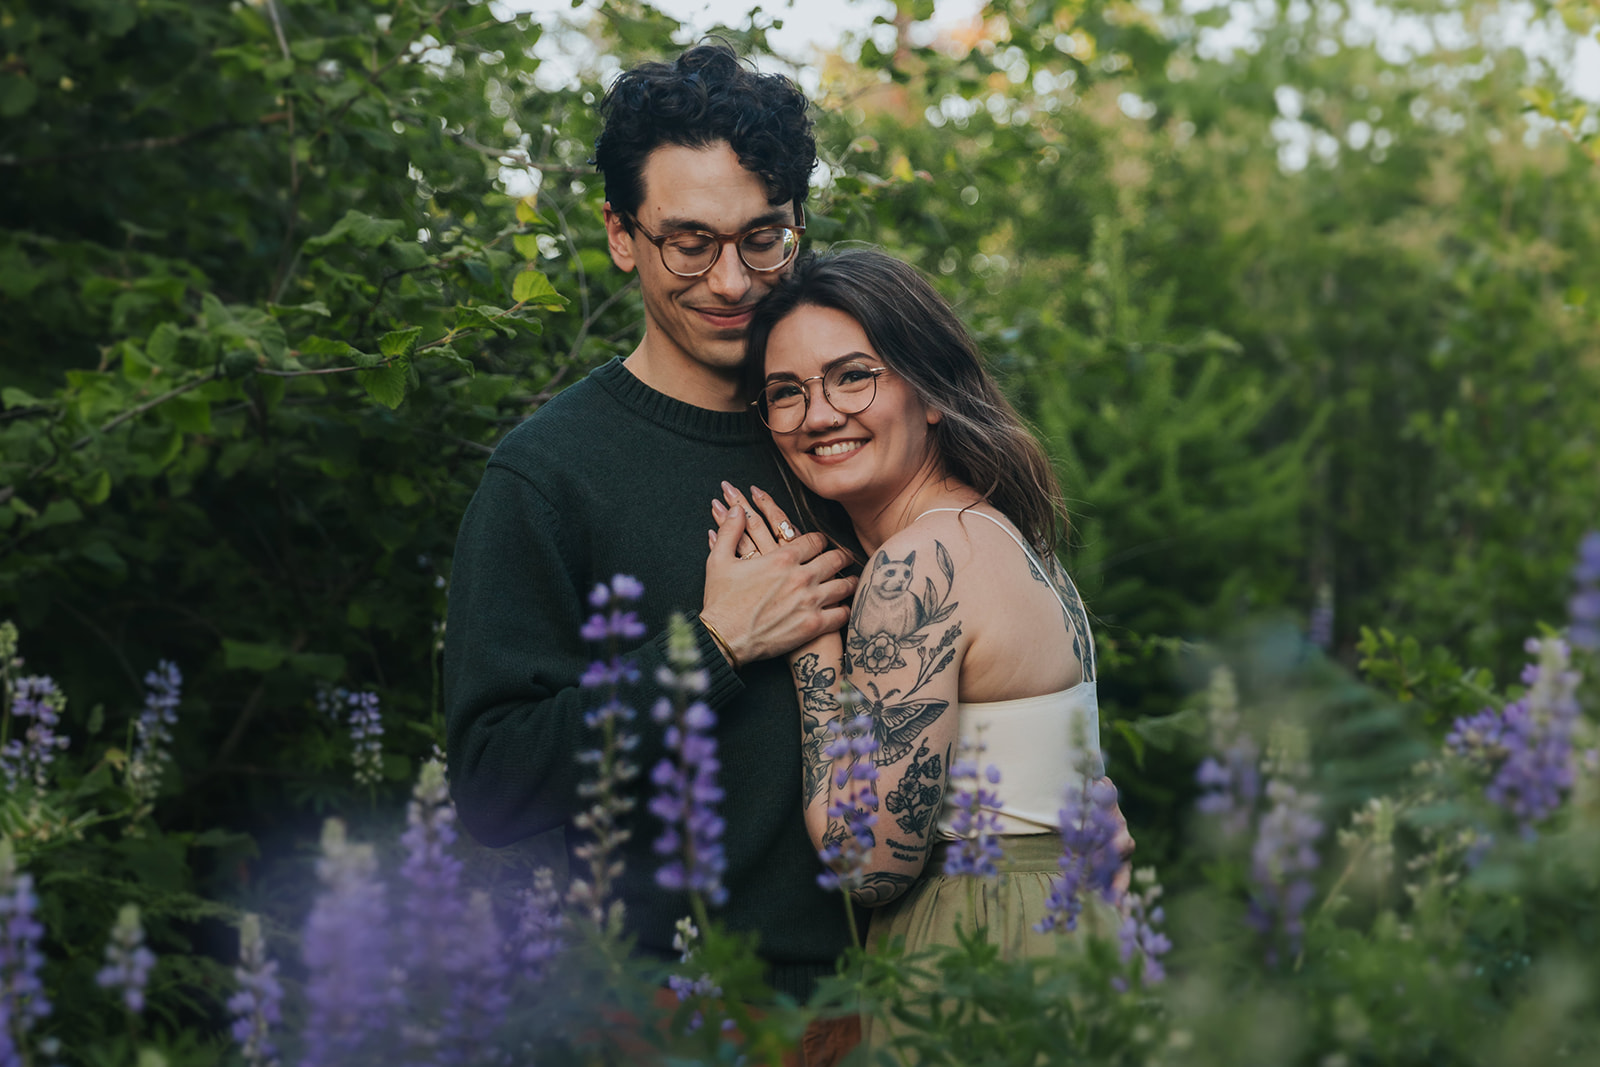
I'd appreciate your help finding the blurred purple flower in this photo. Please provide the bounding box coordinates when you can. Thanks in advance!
[227,913,282,1067]
[1570,531,1600,652]
[1036,774,1123,934]
[513,867,565,981]
[1447,636,1582,836]
[1,841,51,1062]
[1116,867,1172,988]
[0,676,69,791]
[1308,581,1334,651]
[571,576,644,926]
[1247,779,1324,963]
[817,713,880,894]
[649,615,727,906]
[943,746,1004,880]
[300,820,393,1067]
[1195,667,1259,837]
[96,904,156,1014]
[127,660,182,802]
[346,691,384,787]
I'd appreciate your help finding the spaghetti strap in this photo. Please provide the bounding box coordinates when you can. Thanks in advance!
[913,507,1096,680]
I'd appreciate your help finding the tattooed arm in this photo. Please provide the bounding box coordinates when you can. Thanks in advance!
[788,525,972,907]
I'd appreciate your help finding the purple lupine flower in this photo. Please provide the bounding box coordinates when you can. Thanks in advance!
[397,759,465,967]
[1195,667,1259,838]
[1,676,69,791]
[96,904,156,1013]
[1036,774,1123,933]
[1,840,51,1064]
[1115,867,1172,988]
[649,615,727,906]
[392,759,512,1062]
[1246,779,1324,963]
[570,576,644,927]
[227,913,282,1067]
[1447,636,1583,835]
[943,744,1004,879]
[666,917,724,1034]
[346,691,384,787]
[1570,531,1600,653]
[127,660,182,802]
[300,820,393,1067]
[313,685,350,720]
[817,713,881,894]
[513,867,565,982]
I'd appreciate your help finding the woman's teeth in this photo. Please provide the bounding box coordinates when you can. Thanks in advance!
[813,441,863,457]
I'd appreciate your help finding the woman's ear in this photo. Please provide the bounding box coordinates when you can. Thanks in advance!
[927,406,943,426]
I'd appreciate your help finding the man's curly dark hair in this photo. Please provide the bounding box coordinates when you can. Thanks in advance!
[593,44,815,230]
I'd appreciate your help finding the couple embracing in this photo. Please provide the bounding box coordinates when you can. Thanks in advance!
[443,42,1130,1060]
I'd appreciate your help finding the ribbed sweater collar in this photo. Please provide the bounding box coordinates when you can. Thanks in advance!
[589,357,765,444]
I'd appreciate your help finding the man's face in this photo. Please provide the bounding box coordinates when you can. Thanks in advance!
[605,141,797,377]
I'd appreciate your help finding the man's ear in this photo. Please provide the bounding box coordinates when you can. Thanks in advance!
[603,202,636,273]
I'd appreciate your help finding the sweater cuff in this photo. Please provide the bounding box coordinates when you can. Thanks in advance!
[691,615,745,709]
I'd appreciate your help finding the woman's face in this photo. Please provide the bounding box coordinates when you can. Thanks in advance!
[761,303,941,509]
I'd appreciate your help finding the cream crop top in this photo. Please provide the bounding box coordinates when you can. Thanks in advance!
[914,509,1103,838]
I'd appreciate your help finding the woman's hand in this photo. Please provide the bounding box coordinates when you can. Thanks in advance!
[707,481,802,559]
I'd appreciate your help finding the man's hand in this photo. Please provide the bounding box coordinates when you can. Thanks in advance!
[701,483,856,666]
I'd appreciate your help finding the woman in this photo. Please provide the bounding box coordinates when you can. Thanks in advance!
[706,249,1125,991]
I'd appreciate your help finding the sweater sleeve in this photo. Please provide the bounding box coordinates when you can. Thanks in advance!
[443,463,745,848]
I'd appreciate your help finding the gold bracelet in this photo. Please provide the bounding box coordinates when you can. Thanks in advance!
[699,615,740,671]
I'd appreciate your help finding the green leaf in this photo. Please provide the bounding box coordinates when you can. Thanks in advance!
[287,652,346,680]
[2,386,40,410]
[0,75,37,118]
[299,336,360,359]
[423,345,474,376]
[380,326,423,359]
[305,210,405,251]
[147,322,180,365]
[223,639,288,672]
[358,361,408,409]
[76,469,112,505]
[79,540,126,576]
[513,234,541,259]
[455,305,517,337]
[511,268,568,310]
[166,395,212,434]
[268,300,331,318]
[514,197,544,224]
[33,499,84,530]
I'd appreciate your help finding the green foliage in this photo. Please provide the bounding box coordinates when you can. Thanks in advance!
[2,0,1598,1061]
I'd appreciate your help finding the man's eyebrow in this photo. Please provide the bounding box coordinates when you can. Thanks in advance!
[655,209,793,233]
[763,353,875,384]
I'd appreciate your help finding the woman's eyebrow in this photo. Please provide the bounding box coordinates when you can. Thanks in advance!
[763,353,875,384]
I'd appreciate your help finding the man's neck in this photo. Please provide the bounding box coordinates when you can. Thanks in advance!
[622,343,745,413]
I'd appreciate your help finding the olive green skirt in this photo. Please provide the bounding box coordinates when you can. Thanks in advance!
[860,835,1117,1055]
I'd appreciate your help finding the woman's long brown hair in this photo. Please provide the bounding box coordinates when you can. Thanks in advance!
[744,247,1069,555]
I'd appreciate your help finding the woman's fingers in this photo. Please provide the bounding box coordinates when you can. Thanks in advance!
[721,481,779,556]
[710,499,761,560]
[748,484,801,545]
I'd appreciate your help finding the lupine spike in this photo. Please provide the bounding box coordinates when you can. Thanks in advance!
[96,903,156,1014]
[648,613,727,906]
[228,913,282,1067]
[127,660,182,802]
[1,840,52,1055]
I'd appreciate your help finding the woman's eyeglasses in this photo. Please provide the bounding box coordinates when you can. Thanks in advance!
[752,361,888,434]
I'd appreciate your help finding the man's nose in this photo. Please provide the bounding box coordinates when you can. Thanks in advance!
[703,244,752,302]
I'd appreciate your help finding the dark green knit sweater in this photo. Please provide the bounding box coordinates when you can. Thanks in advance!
[444,357,852,998]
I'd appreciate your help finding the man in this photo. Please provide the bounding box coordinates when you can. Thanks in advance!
[444,44,859,1003]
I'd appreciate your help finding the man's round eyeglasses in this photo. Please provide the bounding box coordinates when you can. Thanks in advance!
[752,361,888,434]
[627,211,805,278]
